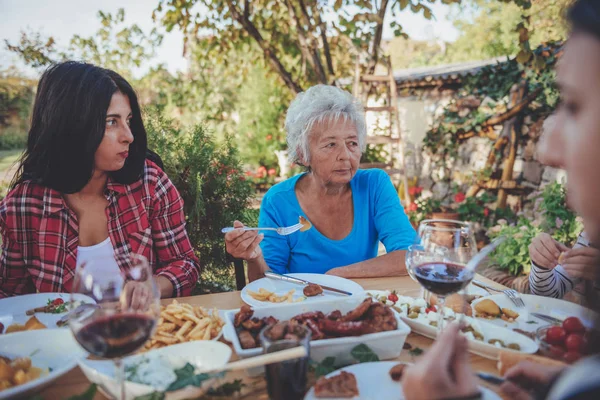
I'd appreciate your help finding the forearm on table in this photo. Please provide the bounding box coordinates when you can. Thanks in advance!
[156,275,175,298]
[327,250,408,278]
[247,256,270,282]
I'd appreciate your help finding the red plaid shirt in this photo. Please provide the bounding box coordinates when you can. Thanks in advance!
[0,160,200,298]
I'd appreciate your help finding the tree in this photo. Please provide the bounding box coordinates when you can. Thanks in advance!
[5,8,163,79]
[153,0,462,94]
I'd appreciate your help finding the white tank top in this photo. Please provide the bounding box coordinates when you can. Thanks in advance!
[76,237,122,280]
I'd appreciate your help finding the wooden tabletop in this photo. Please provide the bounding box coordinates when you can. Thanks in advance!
[39,274,508,399]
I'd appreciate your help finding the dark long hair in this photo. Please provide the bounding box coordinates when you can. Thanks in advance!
[568,0,600,40]
[12,61,147,193]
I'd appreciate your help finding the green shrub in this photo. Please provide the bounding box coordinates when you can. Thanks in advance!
[144,109,255,292]
[488,183,583,276]
[0,128,27,150]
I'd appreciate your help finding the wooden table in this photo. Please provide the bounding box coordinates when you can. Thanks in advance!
[40,275,508,399]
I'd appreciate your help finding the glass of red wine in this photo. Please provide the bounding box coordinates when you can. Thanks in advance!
[69,253,160,400]
[406,219,477,332]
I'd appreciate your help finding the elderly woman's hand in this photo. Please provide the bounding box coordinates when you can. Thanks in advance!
[225,220,264,261]
[401,323,479,400]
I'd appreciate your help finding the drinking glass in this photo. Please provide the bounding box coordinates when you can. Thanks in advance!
[406,220,477,332]
[260,324,311,400]
[69,253,160,400]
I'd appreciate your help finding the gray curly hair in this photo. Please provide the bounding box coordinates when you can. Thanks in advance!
[285,84,367,166]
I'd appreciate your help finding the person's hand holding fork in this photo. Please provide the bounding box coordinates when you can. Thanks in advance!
[225,220,264,261]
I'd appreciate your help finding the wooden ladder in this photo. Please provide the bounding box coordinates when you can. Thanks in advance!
[353,54,411,205]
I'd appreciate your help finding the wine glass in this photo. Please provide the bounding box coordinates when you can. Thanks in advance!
[69,253,160,400]
[406,219,477,332]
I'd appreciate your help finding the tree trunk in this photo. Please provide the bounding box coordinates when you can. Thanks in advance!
[227,0,303,94]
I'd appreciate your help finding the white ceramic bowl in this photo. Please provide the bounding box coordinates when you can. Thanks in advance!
[78,340,232,400]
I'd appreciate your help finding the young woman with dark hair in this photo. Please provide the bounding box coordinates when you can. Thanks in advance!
[401,1,600,399]
[0,61,201,299]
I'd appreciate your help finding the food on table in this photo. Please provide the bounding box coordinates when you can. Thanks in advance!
[0,322,3,334]
[474,299,519,322]
[0,356,47,392]
[263,321,309,341]
[5,316,47,334]
[432,293,474,316]
[247,288,306,303]
[314,371,359,398]
[26,298,68,315]
[473,299,501,318]
[303,283,323,297]
[389,363,406,382]
[233,298,398,349]
[538,316,596,364]
[497,349,566,375]
[142,300,224,351]
[299,216,312,232]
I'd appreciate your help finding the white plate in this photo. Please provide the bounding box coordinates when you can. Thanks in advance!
[0,293,96,332]
[304,361,501,400]
[79,340,232,400]
[471,294,600,332]
[241,273,365,308]
[366,283,487,307]
[0,329,87,399]
[366,292,538,360]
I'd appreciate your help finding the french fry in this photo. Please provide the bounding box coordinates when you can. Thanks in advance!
[141,300,225,352]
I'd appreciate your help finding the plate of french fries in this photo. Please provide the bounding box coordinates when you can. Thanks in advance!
[241,273,365,308]
[143,300,226,352]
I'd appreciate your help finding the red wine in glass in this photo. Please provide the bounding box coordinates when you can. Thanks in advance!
[414,262,474,297]
[75,314,156,359]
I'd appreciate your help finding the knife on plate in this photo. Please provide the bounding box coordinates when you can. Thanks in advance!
[530,312,562,325]
[264,272,352,296]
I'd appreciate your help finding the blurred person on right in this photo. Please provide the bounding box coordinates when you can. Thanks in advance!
[402,0,600,399]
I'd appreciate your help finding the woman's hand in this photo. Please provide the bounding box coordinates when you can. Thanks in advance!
[122,281,152,311]
[529,233,569,269]
[401,323,479,400]
[225,220,264,261]
[561,246,600,280]
[501,361,566,400]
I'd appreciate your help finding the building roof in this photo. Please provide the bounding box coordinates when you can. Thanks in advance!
[394,57,509,88]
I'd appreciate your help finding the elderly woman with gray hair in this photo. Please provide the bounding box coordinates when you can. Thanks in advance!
[225,85,415,281]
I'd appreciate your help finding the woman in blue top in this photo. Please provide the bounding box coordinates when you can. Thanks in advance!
[225,84,416,281]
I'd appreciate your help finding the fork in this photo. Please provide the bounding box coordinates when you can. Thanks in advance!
[221,223,303,236]
[472,280,526,308]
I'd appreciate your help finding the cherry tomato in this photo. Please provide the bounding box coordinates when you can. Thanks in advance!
[52,298,65,306]
[563,317,586,334]
[564,351,582,364]
[565,333,588,353]
[388,293,399,303]
[425,306,437,314]
[548,345,565,358]
[545,326,567,345]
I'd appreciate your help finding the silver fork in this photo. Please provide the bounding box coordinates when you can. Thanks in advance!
[472,280,526,308]
[221,223,303,236]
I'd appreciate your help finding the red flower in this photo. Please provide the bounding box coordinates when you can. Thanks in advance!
[454,193,466,203]
[268,168,277,176]
[408,203,418,212]
[484,208,490,217]
[240,176,246,181]
[245,171,252,176]
[266,134,273,140]
[415,187,423,195]
[257,166,267,173]
[408,187,418,196]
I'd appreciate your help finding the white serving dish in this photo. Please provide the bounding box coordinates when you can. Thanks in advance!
[0,329,88,399]
[367,290,538,360]
[224,297,410,367]
[79,340,232,400]
[471,293,599,332]
[241,273,365,308]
